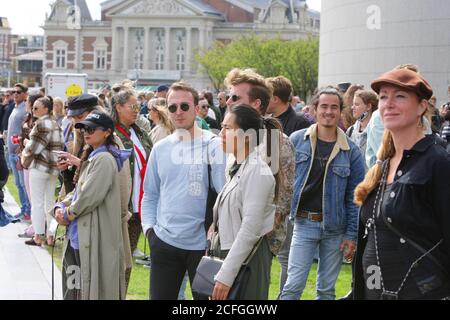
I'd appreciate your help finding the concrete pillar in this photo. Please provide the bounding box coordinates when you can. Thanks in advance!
[164,27,171,70]
[111,26,119,71]
[185,27,191,72]
[123,26,129,71]
[143,27,150,70]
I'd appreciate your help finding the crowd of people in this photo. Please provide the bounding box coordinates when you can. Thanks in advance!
[0,63,449,300]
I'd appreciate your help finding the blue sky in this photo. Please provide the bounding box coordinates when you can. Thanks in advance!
[3,0,321,35]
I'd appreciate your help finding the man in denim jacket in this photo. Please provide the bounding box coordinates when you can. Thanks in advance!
[280,87,365,300]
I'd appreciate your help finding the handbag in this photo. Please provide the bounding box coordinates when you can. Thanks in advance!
[192,237,263,300]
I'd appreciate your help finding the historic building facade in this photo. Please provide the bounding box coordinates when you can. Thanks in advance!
[43,0,320,90]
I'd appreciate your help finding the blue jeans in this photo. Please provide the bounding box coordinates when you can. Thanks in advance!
[280,217,344,300]
[7,153,31,215]
[277,217,294,295]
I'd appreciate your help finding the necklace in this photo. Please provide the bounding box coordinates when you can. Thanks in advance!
[365,160,444,300]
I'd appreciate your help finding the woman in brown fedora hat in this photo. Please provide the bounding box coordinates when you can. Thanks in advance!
[352,68,450,300]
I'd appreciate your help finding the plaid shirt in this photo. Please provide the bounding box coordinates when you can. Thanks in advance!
[22,115,64,175]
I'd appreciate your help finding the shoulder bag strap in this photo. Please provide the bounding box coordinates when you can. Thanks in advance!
[380,206,448,278]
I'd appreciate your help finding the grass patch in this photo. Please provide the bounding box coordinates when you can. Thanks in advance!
[5,174,20,205]
[126,234,352,300]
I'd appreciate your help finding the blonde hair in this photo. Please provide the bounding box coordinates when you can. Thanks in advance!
[53,97,65,117]
[354,130,395,205]
[149,98,174,133]
[168,81,199,106]
[224,68,273,115]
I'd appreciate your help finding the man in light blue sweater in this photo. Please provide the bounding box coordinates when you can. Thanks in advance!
[141,81,226,300]
[6,84,31,218]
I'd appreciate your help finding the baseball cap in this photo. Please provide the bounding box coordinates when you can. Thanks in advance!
[74,111,114,131]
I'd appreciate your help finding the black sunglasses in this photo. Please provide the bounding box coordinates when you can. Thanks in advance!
[230,94,241,102]
[168,103,190,113]
[13,90,24,94]
[80,126,105,135]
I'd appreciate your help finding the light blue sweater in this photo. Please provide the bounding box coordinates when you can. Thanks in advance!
[6,102,28,153]
[141,130,226,251]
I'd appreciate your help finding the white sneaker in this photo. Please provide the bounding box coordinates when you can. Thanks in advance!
[133,249,146,258]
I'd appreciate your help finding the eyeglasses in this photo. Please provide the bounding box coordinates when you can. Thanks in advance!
[200,105,209,110]
[13,90,23,94]
[230,94,241,102]
[80,126,104,135]
[128,104,141,112]
[168,103,190,113]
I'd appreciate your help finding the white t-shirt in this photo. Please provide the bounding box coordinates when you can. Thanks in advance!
[130,128,147,213]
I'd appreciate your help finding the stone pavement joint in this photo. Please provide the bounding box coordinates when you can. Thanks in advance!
[0,187,62,300]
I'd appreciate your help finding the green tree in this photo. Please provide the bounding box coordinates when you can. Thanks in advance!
[195,35,319,100]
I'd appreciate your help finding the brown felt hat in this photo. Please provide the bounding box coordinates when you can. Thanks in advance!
[371,68,433,100]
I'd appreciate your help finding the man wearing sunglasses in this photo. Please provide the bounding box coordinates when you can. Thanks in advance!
[5,84,31,219]
[217,91,228,120]
[141,81,226,300]
[224,68,296,296]
[197,98,219,131]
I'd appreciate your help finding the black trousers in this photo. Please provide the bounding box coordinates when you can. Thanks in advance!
[149,233,205,300]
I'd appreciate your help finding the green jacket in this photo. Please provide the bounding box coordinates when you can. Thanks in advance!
[196,116,210,130]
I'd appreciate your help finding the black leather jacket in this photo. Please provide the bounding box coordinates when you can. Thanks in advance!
[353,136,450,299]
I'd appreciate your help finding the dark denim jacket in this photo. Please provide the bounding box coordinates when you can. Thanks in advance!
[289,124,365,241]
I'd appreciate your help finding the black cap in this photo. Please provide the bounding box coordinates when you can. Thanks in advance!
[157,85,169,92]
[67,94,98,117]
[337,82,351,93]
[74,111,114,131]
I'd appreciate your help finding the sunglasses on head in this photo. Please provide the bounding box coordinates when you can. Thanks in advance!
[168,103,190,113]
[128,104,141,112]
[80,126,105,135]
